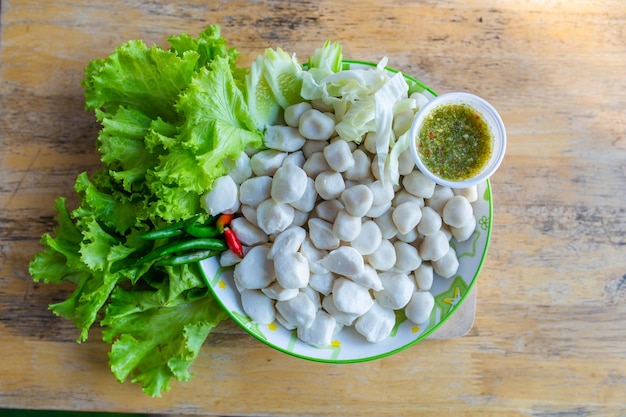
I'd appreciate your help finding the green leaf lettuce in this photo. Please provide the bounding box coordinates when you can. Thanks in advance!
[29,25,261,396]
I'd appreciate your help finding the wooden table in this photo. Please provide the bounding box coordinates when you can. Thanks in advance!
[2,1,625,415]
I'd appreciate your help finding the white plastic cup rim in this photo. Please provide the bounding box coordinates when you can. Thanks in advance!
[408,92,507,188]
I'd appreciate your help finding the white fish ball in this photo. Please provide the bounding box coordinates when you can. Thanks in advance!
[442,195,474,228]
[250,149,287,176]
[274,252,309,289]
[347,264,383,291]
[403,170,436,198]
[440,223,453,241]
[271,164,308,203]
[453,185,478,203]
[302,285,322,310]
[229,217,268,247]
[417,206,443,236]
[368,179,395,206]
[292,209,309,227]
[300,238,329,274]
[419,230,450,261]
[315,199,344,222]
[302,152,331,179]
[284,102,312,127]
[426,186,455,215]
[332,278,374,316]
[451,215,477,242]
[343,149,372,181]
[398,149,416,176]
[366,201,392,219]
[405,291,435,324]
[370,155,384,180]
[432,247,459,279]
[275,310,296,330]
[350,220,382,255]
[309,272,335,296]
[322,294,359,326]
[363,131,378,154]
[256,199,295,235]
[324,139,355,172]
[289,177,318,213]
[393,110,415,138]
[226,151,253,184]
[297,310,337,348]
[234,245,275,289]
[264,125,306,152]
[299,109,336,140]
[332,209,362,242]
[365,240,397,271]
[395,228,420,244]
[308,218,341,250]
[219,249,244,267]
[282,150,306,168]
[393,189,424,208]
[267,226,307,259]
[373,208,398,240]
[391,202,423,235]
[355,302,396,343]
[239,176,272,207]
[262,282,300,301]
[374,272,415,310]
[393,241,422,273]
[413,263,434,291]
[315,170,345,200]
[319,246,365,277]
[202,175,238,216]
[241,204,258,226]
[240,289,275,324]
[341,184,374,217]
[302,140,329,159]
[276,291,317,328]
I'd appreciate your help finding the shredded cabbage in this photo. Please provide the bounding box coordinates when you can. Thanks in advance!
[305,57,411,184]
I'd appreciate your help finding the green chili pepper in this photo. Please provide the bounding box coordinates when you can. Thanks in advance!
[135,237,227,266]
[141,218,188,240]
[154,249,218,266]
[183,215,220,238]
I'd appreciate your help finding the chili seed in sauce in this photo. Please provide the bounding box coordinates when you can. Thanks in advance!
[417,103,492,181]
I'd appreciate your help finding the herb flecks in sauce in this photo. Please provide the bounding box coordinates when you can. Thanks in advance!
[418,103,492,181]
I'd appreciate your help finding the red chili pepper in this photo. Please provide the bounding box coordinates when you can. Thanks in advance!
[216,213,234,233]
[224,227,244,258]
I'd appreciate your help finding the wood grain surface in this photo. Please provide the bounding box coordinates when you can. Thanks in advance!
[1,0,625,416]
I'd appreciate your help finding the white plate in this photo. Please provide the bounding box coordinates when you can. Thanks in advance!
[200,62,493,363]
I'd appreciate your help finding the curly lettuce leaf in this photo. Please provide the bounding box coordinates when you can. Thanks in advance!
[30,25,254,396]
[168,25,239,72]
[169,56,263,191]
[30,197,85,285]
[101,265,227,397]
[96,106,157,192]
[83,40,199,122]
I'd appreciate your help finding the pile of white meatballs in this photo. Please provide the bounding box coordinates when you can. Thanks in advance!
[203,97,478,348]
